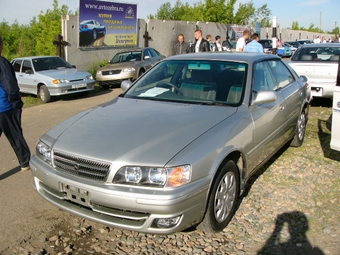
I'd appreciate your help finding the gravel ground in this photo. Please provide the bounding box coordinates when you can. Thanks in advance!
[3,99,340,255]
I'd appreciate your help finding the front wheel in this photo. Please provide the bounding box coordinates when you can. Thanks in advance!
[198,160,240,233]
[38,85,51,103]
[290,109,307,147]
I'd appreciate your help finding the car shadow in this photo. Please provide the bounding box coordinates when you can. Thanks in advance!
[257,211,324,255]
[58,87,120,102]
[318,114,340,162]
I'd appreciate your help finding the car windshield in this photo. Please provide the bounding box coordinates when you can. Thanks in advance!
[110,51,142,63]
[291,46,340,62]
[32,57,73,71]
[124,60,247,106]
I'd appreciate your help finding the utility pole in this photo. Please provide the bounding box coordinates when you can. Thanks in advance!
[272,16,277,55]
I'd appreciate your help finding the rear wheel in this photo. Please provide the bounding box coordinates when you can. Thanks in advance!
[198,160,239,233]
[38,85,51,103]
[290,109,306,147]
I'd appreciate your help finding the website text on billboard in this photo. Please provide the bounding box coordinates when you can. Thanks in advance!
[79,0,137,47]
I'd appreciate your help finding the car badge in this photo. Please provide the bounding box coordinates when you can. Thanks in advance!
[74,163,80,171]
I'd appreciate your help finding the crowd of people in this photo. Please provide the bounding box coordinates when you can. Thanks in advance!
[173,29,264,55]
[313,35,340,43]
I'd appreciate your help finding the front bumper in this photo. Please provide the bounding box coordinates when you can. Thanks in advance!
[30,155,209,234]
[47,80,95,96]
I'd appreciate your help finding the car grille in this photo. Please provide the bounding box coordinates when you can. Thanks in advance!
[102,70,121,75]
[53,150,111,182]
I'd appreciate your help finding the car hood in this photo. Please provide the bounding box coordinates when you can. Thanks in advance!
[47,97,237,166]
[99,61,140,71]
[38,68,91,79]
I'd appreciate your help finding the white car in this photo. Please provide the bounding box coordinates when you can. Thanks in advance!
[11,56,95,103]
[288,43,340,98]
[331,84,340,151]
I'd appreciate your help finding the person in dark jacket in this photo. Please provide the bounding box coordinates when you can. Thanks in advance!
[173,34,190,55]
[0,35,31,171]
[191,29,210,53]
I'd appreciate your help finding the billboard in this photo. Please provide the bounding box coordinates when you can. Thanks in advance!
[79,0,137,47]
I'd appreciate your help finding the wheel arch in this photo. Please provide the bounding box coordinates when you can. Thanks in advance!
[37,82,47,95]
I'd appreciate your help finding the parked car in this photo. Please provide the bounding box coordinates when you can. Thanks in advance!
[331,56,340,151]
[297,39,313,45]
[79,20,106,41]
[284,41,302,48]
[258,39,291,57]
[30,52,309,234]
[96,47,165,88]
[11,56,95,103]
[283,43,298,56]
[288,43,340,98]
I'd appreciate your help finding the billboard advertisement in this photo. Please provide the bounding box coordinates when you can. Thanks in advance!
[79,0,137,47]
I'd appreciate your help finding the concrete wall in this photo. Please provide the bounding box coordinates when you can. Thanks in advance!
[62,15,335,71]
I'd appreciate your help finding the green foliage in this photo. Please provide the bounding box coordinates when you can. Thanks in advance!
[0,0,72,60]
[87,59,110,79]
[290,20,325,33]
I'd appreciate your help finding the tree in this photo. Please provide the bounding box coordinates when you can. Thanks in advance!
[233,2,255,25]
[251,4,271,27]
[291,21,300,30]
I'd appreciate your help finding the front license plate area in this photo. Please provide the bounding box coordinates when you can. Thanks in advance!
[62,184,90,207]
[72,83,87,89]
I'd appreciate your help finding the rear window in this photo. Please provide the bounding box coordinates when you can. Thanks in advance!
[291,46,340,62]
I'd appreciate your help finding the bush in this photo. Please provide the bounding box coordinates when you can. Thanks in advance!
[87,59,109,79]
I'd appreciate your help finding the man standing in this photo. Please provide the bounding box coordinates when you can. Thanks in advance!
[173,34,190,55]
[0,35,31,171]
[214,35,223,51]
[236,30,250,52]
[191,29,210,53]
[244,33,264,53]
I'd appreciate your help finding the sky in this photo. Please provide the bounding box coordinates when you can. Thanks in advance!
[0,0,339,32]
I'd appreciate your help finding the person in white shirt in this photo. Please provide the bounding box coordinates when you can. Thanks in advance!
[313,36,321,43]
[236,30,250,52]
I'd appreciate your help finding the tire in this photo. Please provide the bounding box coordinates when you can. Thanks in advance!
[198,160,240,233]
[92,29,97,40]
[38,85,51,103]
[290,109,307,147]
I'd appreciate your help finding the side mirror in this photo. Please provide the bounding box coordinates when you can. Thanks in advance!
[144,56,151,60]
[25,69,33,74]
[72,65,76,68]
[121,79,133,91]
[251,90,277,106]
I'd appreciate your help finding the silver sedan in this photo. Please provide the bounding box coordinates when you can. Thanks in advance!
[30,52,309,234]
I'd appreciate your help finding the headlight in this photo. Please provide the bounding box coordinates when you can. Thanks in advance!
[96,71,102,75]
[52,79,70,84]
[113,165,191,188]
[85,75,93,80]
[36,140,52,164]
[122,67,136,73]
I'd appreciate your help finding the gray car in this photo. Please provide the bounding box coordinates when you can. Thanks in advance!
[288,43,340,98]
[30,53,309,234]
[11,56,95,103]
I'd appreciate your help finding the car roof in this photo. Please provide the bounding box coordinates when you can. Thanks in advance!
[117,48,151,53]
[299,43,340,48]
[12,56,61,60]
[165,52,281,63]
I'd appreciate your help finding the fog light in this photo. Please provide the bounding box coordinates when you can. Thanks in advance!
[151,216,181,228]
